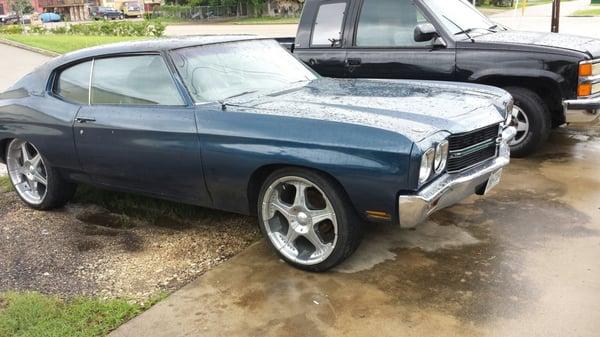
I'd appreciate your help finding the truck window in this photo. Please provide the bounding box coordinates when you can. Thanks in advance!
[355,0,431,48]
[311,2,347,47]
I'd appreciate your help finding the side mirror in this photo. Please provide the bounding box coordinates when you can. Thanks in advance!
[414,23,438,42]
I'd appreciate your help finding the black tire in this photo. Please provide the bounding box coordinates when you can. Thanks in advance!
[257,168,363,272]
[504,86,551,157]
[6,140,76,210]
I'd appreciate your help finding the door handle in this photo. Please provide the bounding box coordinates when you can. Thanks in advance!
[347,58,362,66]
[76,117,96,124]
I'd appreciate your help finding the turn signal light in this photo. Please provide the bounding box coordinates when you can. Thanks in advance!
[578,83,592,97]
[579,63,593,77]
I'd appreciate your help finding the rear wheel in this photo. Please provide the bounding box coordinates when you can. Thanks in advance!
[504,87,551,157]
[6,139,76,210]
[258,168,363,272]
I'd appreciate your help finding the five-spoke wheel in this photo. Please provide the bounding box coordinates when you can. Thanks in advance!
[7,139,48,205]
[5,139,76,210]
[509,105,530,147]
[258,168,362,271]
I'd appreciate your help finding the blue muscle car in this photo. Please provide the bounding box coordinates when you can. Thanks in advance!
[0,36,516,271]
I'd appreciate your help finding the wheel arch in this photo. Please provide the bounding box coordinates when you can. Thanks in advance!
[0,138,13,163]
[246,164,356,217]
[475,75,565,126]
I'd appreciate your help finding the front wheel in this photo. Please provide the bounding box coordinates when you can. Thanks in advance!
[257,168,363,272]
[504,87,551,157]
[6,139,76,210]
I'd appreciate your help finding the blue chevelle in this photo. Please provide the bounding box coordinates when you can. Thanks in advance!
[0,36,516,271]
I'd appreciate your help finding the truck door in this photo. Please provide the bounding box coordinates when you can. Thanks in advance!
[344,0,455,81]
[293,0,350,78]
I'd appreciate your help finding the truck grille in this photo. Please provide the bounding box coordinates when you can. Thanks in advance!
[447,124,500,173]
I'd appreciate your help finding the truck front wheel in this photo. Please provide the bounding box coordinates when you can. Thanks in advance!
[504,87,551,157]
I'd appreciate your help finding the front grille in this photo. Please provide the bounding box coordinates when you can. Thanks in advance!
[447,124,500,173]
[448,124,499,151]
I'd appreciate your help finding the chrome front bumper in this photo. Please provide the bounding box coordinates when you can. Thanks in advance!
[398,126,516,228]
[564,94,600,124]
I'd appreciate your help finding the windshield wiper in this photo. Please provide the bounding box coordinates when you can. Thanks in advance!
[218,90,259,110]
[442,15,475,42]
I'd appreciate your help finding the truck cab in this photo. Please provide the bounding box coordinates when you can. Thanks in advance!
[289,0,600,156]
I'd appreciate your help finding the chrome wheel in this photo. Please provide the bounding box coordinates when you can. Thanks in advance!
[6,139,48,205]
[509,105,530,146]
[261,176,338,266]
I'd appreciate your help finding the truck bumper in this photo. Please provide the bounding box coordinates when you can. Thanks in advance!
[398,126,516,229]
[563,95,600,124]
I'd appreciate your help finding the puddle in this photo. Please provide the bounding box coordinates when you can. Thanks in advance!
[335,221,480,274]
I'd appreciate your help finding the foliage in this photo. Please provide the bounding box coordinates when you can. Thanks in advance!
[0,292,163,337]
[0,20,165,37]
[8,0,34,16]
[0,25,24,34]
[0,34,144,54]
[0,176,13,192]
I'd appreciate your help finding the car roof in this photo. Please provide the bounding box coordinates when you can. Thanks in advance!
[56,35,261,64]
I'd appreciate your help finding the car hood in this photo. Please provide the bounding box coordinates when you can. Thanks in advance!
[226,78,509,143]
[474,30,600,58]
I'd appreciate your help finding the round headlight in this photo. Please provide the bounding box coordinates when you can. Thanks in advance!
[419,148,435,184]
[434,140,449,173]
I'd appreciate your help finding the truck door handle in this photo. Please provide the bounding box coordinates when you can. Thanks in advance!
[75,117,96,123]
[347,58,362,66]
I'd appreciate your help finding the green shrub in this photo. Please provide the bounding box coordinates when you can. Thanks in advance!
[57,20,166,37]
[0,25,24,34]
[29,25,47,34]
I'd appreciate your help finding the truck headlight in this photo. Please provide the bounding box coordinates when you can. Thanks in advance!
[419,148,435,184]
[434,140,449,173]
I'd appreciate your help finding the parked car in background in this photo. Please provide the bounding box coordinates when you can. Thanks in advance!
[115,0,142,18]
[0,13,18,25]
[40,12,61,23]
[90,6,124,20]
[0,36,515,271]
[282,0,600,157]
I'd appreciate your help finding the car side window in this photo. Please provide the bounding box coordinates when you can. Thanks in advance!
[311,2,347,47]
[91,55,185,106]
[54,61,92,104]
[355,0,432,48]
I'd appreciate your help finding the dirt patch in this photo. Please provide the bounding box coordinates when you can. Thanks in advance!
[0,190,260,301]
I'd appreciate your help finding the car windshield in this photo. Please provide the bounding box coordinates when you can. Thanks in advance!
[423,0,499,38]
[171,39,319,103]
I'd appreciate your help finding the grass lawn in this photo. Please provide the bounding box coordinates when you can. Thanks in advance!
[0,34,145,54]
[0,175,12,193]
[0,292,161,337]
[572,6,600,16]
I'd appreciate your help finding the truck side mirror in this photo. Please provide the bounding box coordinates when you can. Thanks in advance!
[414,23,438,42]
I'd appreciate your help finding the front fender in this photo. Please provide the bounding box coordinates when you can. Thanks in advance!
[196,108,413,221]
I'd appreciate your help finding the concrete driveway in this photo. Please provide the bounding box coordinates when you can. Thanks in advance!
[110,125,600,337]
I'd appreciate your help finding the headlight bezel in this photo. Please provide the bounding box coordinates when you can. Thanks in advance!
[418,138,449,186]
[419,147,435,185]
[434,140,449,174]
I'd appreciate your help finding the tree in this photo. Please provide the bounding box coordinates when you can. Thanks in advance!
[8,0,33,18]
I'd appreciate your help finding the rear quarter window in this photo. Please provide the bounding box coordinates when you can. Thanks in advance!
[54,61,92,104]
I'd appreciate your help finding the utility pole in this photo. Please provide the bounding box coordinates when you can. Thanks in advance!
[551,0,560,33]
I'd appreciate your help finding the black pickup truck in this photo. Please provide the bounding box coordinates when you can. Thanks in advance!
[281,0,600,156]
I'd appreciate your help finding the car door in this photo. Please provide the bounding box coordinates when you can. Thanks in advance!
[344,0,455,80]
[73,53,210,205]
[293,0,350,77]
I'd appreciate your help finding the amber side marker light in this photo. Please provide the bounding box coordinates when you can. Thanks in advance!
[579,63,593,77]
[578,83,592,97]
[366,211,392,220]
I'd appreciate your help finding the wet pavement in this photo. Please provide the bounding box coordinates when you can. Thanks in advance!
[110,124,600,337]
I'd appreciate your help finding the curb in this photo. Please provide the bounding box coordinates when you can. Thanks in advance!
[0,38,60,57]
